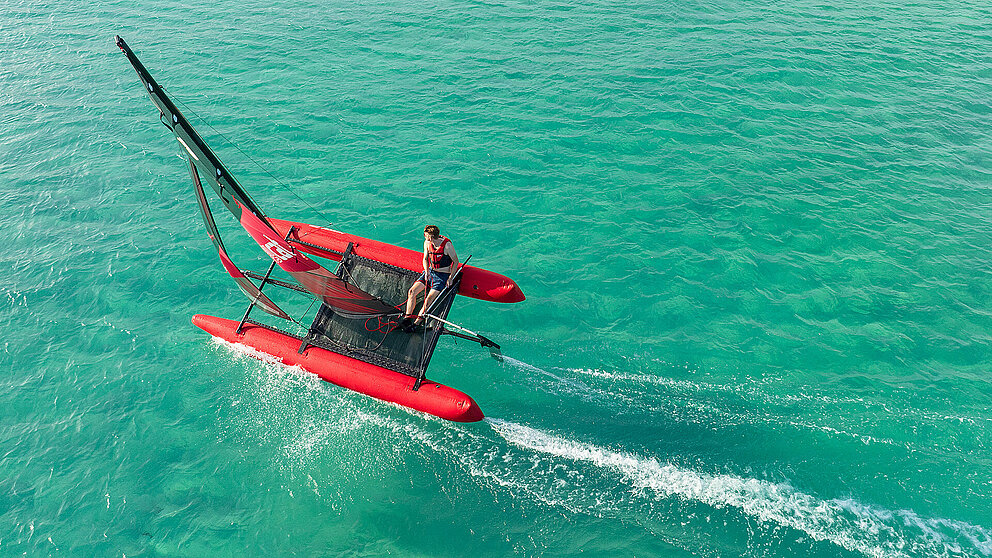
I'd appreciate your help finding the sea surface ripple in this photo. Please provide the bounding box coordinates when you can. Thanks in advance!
[1,0,990,555]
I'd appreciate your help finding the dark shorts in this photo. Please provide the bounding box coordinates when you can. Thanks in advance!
[417,269,450,291]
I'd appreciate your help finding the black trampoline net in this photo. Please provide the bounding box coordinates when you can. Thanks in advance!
[306,250,456,378]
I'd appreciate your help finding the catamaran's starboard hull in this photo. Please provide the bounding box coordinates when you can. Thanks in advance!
[193,314,485,423]
[269,219,525,304]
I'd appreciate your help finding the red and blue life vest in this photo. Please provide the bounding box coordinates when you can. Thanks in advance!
[429,237,452,269]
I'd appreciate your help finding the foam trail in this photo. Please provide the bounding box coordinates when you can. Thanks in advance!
[212,336,291,367]
[489,419,992,558]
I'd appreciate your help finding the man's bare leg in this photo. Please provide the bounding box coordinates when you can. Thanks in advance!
[406,282,426,317]
[417,289,442,323]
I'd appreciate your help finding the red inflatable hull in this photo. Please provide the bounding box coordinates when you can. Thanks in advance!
[269,219,525,304]
[193,314,485,422]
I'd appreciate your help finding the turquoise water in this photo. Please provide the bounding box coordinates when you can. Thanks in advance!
[2,0,991,555]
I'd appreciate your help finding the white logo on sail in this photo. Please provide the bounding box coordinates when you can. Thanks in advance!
[262,239,294,262]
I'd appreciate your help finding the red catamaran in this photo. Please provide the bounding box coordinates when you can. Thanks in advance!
[116,36,523,422]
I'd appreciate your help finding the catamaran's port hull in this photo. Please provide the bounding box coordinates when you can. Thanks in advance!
[193,314,485,423]
[269,219,525,304]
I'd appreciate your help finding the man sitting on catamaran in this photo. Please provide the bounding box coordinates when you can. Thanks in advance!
[402,225,458,330]
[116,35,520,422]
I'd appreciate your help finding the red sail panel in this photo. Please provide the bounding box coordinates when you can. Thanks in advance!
[234,200,399,319]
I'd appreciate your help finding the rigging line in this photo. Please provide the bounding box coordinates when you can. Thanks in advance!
[243,278,307,329]
[365,316,399,352]
[299,297,317,326]
[165,86,336,226]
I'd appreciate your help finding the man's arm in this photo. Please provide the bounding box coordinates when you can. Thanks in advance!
[446,243,458,285]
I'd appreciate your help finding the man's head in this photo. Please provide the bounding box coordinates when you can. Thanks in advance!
[424,225,440,239]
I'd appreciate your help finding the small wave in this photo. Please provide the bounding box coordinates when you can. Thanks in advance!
[212,337,365,464]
